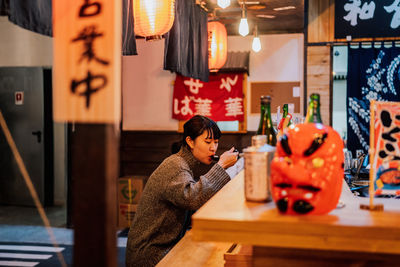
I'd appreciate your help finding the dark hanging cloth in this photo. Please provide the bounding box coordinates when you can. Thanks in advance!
[346,44,400,156]
[0,0,137,55]
[122,0,137,55]
[218,51,250,75]
[0,0,9,16]
[5,0,52,36]
[164,0,209,82]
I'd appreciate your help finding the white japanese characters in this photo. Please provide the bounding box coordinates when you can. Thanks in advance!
[183,78,203,94]
[173,74,244,121]
[220,75,238,92]
[384,0,400,29]
[224,97,244,117]
[343,0,375,26]
[343,0,400,29]
[174,96,193,116]
[173,96,213,116]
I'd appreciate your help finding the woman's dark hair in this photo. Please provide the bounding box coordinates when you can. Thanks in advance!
[183,115,221,148]
[170,116,221,154]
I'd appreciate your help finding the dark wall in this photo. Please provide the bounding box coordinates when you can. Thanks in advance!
[120,131,254,177]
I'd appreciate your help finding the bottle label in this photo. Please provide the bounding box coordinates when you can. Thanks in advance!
[244,152,272,202]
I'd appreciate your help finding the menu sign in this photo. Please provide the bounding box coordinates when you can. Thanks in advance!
[53,0,121,123]
[373,101,400,195]
[335,0,400,39]
[173,73,244,122]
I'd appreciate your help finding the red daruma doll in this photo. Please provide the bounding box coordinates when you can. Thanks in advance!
[270,123,344,215]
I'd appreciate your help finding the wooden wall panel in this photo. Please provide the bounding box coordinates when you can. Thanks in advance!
[308,0,335,43]
[306,46,332,125]
[120,131,254,177]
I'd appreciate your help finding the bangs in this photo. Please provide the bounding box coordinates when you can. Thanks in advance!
[204,122,221,140]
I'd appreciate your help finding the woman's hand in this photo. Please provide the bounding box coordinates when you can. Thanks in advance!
[217,147,239,169]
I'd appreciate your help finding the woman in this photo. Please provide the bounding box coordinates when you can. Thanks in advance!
[126,115,239,267]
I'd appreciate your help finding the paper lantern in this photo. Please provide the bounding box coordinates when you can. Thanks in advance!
[270,123,344,215]
[208,21,227,71]
[133,0,175,40]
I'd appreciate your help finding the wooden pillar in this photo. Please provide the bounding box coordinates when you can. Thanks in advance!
[306,45,332,125]
[70,124,119,267]
[306,0,335,125]
[52,0,122,266]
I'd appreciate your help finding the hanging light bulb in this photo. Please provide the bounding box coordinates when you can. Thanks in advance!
[238,5,249,36]
[252,36,261,52]
[252,24,261,52]
[217,0,230,9]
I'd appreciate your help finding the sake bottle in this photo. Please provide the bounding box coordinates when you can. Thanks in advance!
[277,103,291,140]
[282,104,292,126]
[305,93,323,123]
[257,95,277,146]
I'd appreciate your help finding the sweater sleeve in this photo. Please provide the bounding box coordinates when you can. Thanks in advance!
[225,157,244,179]
[162,163,230,210]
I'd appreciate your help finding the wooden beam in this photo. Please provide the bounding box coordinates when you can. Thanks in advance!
[52,0,122,265]
[70,124,119,267]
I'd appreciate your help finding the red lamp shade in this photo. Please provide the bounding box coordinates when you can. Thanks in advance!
[208,21,227,71]
[133,0,175,40]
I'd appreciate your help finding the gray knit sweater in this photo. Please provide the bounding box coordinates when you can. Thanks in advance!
[125,146,231,267]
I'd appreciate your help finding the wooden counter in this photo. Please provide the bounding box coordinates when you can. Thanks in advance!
[157,231,232,267]
[192,170,400,265]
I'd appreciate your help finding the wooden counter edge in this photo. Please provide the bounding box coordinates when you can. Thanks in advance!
[192,170,400,255]
[156,231,233,267]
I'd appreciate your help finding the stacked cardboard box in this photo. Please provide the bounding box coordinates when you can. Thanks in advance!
[117,176,147,229]
[118,203,138,229]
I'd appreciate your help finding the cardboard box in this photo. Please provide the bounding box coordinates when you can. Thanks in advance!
[118,176,145,204]
[118,203,138,229]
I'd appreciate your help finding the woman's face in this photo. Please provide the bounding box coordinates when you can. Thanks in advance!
[187,130,219,165]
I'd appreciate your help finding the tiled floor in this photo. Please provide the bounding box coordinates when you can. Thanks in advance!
[0,205,67,228]
[0,205,127,266]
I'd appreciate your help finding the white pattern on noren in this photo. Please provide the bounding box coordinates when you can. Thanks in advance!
[348,48,400,153]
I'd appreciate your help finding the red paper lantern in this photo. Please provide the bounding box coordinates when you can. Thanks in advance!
[270,123,344,215]
[133,0,175,40]
[208,21,227,71]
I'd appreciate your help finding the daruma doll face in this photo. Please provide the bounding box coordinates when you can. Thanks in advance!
[270,123,344,215]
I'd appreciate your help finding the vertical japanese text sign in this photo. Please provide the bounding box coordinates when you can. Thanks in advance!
[53,0,121,123]
[372,101,400,195]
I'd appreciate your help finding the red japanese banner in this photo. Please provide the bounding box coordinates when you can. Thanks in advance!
[172,73,244,121]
